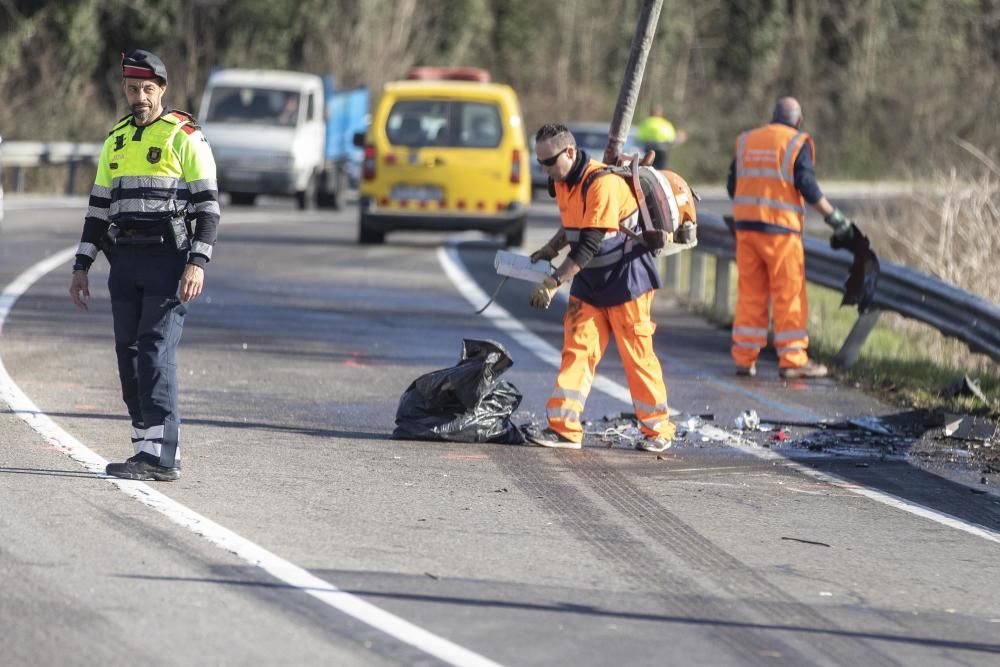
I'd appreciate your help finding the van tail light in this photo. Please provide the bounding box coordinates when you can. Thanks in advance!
[510,149,521,184]
[363,145,376,181]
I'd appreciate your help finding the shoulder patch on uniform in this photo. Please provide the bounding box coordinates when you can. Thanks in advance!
[180,123,198,135]
[169,109,197,123]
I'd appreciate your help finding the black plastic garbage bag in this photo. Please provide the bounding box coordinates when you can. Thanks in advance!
[392,339,524,444]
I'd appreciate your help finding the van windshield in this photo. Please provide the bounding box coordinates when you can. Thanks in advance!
[205,87,301,127]
[386,100,502,148]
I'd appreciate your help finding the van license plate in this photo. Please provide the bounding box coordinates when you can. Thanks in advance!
[391,186,442,202]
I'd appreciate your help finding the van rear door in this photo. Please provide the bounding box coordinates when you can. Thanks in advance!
[379,99,513,211]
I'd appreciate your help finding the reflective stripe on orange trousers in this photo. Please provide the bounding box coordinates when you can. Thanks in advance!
[547,290,675,442]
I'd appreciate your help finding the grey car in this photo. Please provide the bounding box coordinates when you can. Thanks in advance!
[529,122,642,194]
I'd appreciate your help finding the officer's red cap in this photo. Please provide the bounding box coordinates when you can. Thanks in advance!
[121,49,168,84]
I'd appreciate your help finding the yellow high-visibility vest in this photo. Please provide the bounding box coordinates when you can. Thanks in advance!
[96,111,217,224]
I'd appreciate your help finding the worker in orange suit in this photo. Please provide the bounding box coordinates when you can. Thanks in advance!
[524,123,692,453]
[727,97,855,379]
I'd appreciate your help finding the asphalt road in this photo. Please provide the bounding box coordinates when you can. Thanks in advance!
[1,195,999,667]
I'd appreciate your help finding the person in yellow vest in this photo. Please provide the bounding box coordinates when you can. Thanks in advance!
[635,105,686,169]
[68,49,220,480]
[524,123,694,452]
[727,97,853,379]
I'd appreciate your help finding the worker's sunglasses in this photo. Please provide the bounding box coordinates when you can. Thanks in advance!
[537,147,569,167]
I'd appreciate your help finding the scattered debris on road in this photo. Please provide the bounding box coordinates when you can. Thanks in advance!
[943,374,989,405]
[781,536,831,547]
[943,415,997,442]
[735,409,761,431]
[514,403,998,493]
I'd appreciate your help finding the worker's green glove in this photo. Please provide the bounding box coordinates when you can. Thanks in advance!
[529,276,560,310]
[529,244,560,264]
[824,208,850,233]
[825,208,855,248]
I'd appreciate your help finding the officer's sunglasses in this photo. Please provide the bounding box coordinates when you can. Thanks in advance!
[537,147,569,167]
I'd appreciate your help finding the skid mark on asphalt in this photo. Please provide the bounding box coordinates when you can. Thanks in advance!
[438,241,1000,546]
[488,445,808,666]
[565,448,904,667]
[0,243,503,667]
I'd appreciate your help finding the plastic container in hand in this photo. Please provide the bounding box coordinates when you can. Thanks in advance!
[493,250,553,284]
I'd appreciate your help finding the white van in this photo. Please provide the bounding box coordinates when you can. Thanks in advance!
[199,69,366,209]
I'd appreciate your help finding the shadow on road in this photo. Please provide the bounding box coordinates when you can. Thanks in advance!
[115,570,1000,656]
[0,466,96,479]
[16,409,391,442]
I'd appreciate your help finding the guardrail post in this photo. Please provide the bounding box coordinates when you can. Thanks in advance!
[660,254,682,292]
[13,166,25,192]
[833,308,882,368]
[688,252,706,303]
[65,161,78,195]
[713,257,732,319]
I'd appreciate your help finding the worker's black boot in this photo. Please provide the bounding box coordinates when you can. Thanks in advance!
[105,453,181,482]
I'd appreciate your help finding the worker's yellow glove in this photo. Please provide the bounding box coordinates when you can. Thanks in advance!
[529,244,560,264]
[529,276,560,310]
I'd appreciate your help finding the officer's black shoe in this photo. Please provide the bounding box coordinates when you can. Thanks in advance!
[105,453,181,482]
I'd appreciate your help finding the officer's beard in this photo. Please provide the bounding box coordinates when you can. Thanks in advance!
[132,103,154,124]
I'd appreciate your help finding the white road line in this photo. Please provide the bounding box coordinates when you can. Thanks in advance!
[438,242,1000,546]
[0,244,503,667]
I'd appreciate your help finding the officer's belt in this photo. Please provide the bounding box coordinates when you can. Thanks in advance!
[114,216,174,230]
[116,230,166,246]
[113,218,174,246]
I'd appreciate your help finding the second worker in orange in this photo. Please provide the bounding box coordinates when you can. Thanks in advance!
[727,97,855,379]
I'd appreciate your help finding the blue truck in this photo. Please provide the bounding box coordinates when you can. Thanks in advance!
[199,69,368,209]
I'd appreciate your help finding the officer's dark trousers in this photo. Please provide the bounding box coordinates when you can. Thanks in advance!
[642,142,671,169]
[107,246,188,468]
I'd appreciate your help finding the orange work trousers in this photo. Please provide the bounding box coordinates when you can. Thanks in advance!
[546,290,675,443]
[731,230,810,369]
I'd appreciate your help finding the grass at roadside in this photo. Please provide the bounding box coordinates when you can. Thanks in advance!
[805,284,999,417]
[670,252,998,418]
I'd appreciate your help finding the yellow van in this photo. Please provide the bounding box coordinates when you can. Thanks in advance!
[355,68,531,246]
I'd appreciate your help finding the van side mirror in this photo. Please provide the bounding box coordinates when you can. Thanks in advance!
[352,132,366,148]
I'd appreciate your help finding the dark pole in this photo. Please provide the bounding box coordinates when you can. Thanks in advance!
[604,0,663,165]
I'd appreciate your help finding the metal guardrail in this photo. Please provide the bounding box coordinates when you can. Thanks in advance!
[0,141,102,195]
[665,212,1000,366]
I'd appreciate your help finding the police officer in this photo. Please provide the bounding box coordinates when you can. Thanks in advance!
[69,49,220,481]
[525,123,681,453]
[727,96,851,379]
[635,105,686,169]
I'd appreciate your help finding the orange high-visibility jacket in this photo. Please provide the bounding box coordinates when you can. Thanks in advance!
[555,159,636,232]
[554,159,660,307]
[731,123,815,233]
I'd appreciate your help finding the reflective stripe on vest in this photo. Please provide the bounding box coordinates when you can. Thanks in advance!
[579,209,638,272]
[564,209,638,269]
[732,125,813,233]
